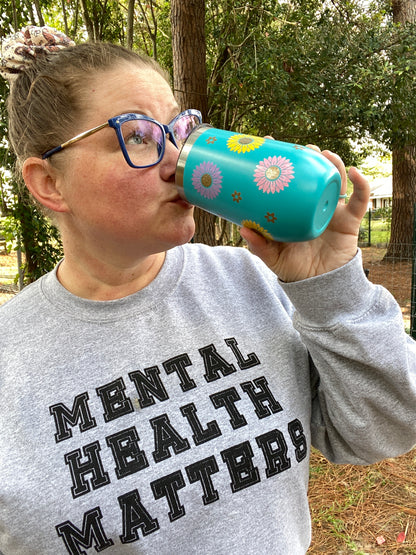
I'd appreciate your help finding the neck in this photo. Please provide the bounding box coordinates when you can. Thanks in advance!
[56,250,166,300]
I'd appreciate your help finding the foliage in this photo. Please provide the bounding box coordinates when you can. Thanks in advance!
[2,200,63,283]
[0,80,14,216]
[206,0,416,166]
[372,206,392,220]
[359,209,392,245]
[1,0,416,277]
[0,55,63,282]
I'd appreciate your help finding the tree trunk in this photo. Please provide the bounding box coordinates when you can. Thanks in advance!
[386,0,416,259]
[61,0,70,36]
[11,0,18,31]
[388,146,416,258]
[393,0,416,20]
[127,0,135,50]
[137,1,158,59]
[32,0,45,26]
[170,0,208,119]
[170,0,219,245]
[79,0,95,41]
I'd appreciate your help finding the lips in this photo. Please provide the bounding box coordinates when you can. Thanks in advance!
[169,195,194,209]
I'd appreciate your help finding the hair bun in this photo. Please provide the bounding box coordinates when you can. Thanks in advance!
[0,25,75,82]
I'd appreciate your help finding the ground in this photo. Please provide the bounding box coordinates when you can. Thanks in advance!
[360,246,412,332]
[0,248,415,554]
[308,450,416,554]
[308,246,416,554]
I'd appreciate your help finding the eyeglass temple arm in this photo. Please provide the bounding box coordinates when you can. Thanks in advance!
[42,122,110,159]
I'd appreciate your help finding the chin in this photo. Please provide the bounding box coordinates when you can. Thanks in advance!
[164,219,195,249]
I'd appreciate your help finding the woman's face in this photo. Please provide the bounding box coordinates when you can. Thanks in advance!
[54,63,195,262]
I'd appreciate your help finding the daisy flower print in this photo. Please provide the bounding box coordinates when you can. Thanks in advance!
[192,161,223,199]
[241,220,273,240]
[227,134,265,154]
[254,155,295,193]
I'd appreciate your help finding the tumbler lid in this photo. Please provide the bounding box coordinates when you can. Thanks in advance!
[176,123,213,189]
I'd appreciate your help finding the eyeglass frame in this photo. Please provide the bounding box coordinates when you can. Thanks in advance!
[41,109,203,169]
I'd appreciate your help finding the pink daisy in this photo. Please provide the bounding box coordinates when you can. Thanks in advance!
[192,161,223,199]
[254,155,295,193]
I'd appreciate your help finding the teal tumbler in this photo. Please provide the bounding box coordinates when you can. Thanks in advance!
[176,124,342,242]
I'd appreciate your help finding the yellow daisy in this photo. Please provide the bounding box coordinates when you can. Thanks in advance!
[227,134,265,154]
[241,220,273,240]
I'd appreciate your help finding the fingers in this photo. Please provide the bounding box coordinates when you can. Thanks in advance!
[304,145,370,227]
[348,166,370,196]
[305,144,321,153]
[306,145,348,196]
[347,167,371,219]
[321,150,348,195]
[239,226,269,253]
[239,226,277,261]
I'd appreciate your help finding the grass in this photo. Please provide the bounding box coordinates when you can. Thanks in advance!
[0,251,20,303]
[359,217,391,246]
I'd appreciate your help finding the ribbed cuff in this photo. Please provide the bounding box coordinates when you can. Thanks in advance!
[279,250,375,327]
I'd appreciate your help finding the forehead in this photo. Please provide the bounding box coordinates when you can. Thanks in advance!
[82,63,179,123]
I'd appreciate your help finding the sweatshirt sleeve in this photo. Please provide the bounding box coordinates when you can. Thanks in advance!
[279,250,416,465]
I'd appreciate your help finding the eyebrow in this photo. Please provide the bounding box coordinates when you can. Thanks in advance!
[112,109,181,124]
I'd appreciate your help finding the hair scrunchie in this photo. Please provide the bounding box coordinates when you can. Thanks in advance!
[0,25,75,82]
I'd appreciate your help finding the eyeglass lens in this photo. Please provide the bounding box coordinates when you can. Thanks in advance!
[121,113,201,167]
[172,114,201,146]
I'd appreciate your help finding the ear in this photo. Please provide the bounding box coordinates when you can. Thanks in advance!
[22,157,69,213]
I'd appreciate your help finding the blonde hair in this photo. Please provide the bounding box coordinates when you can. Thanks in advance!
[6,42,169,171]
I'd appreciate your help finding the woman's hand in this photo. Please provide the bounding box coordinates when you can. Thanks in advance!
[239,148,370,282]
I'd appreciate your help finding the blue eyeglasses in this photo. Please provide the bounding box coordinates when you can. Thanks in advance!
[42,109,203,168]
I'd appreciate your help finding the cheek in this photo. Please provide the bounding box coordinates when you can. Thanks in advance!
[62,152,160,219]
[95,170,164,230]
[106,169,158,208]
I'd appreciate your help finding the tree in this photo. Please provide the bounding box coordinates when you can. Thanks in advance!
[0,0,125,282]
[205,0,416,159]
[0,2,65,283]
[1,0,416,271]
[170,0,220,245]
[204,0,416,248]
[386,0,416,258]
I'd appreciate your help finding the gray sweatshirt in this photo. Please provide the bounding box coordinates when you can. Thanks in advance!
[0,243,415,555]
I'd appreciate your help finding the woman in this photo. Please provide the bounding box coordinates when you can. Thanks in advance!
[0,26,415,555]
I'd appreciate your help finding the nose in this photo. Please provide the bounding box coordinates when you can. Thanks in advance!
[167,132,179,149]
[160,135,180,181]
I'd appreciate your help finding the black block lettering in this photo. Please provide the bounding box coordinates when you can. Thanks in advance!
[199,343,236,382]
[50,393,96,443]
[255,429,291,478]
[106,427,149,479]
[150,414,190,463]
[129,366,169,408]
[225,337,261,369]
[288,418,308,462]
[240,377,283,419]
[221,441,260,492]
[180,403,221,445]
[56,506,114,554]
[210,388,247,429]
[163,354,196,392]
[96,377,134,422]
[151,470,186,522]
[118,489,159,543]
[185,456,220,505]
[64,441,111,498]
